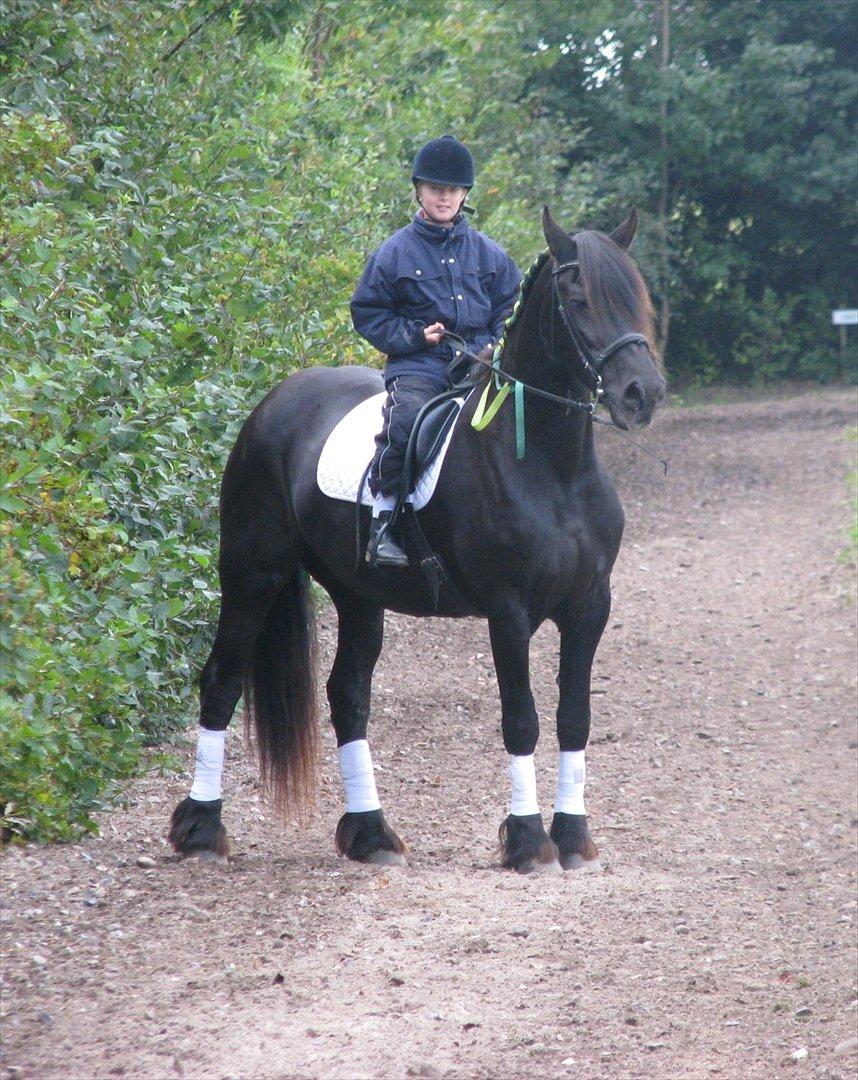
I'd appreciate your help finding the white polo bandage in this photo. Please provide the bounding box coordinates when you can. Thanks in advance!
[508,754,540,816]
[338,739,381,813]
[189,727,227,801]
[555,750,586,815]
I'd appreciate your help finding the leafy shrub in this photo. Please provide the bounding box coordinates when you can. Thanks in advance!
[0,0,579,841]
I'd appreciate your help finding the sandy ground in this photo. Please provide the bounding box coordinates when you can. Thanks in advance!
[1,387,857,1080]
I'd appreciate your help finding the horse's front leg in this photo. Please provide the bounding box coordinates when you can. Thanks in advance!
[488,609,560,875]
[550,585,611,871]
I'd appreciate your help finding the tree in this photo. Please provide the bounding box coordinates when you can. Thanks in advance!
[517,0,858,381]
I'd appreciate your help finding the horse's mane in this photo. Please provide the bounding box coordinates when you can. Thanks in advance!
[496,249,551,350]
[470,250,550,385]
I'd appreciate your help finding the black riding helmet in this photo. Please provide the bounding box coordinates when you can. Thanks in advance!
[411,135,475,189]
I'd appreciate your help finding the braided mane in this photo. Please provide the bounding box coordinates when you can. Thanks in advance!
[491,249,550,363]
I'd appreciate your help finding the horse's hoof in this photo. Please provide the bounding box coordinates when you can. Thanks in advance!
[517,858,562,876]
[560,853,602,872]
[194,849,229,866]
[363,849,407,867]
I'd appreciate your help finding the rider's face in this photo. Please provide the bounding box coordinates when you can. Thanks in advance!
[416,182,468,225]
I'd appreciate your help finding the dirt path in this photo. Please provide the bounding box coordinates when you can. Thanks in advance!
[2,388,857,1080]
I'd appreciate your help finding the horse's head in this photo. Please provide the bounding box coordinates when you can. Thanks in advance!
[542,207,666,430]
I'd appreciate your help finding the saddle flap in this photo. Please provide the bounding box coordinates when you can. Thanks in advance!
[408,399,462,489]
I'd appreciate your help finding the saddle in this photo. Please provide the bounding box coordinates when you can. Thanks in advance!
[397,345,489,495]
[373,383,476,605]
[399,390,464,498]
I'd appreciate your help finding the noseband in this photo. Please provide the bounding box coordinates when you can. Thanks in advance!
[550,260,651,396]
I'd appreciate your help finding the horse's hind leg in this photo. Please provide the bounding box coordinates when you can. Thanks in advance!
[326,590,406,865]
[168,561,287,861]
[549,585,611,871]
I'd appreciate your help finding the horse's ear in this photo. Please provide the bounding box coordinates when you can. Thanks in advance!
[542,206,577,262]
[609,208,638,250]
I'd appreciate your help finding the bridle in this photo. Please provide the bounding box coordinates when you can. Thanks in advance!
[445,252,668,472]
[549,259,653,400]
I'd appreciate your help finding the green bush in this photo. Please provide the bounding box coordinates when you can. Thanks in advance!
[0,0,579,841]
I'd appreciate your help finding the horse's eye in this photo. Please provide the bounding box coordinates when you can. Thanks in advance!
[560,278,585,304]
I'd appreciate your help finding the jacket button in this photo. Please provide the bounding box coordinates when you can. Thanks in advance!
[449,257,455,263]
[441,258,446,264]
[457,294,463,301]
[415,269,422,275]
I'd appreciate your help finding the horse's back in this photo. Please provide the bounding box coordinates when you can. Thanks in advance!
[218,366,381,553]
[240,365,382,452]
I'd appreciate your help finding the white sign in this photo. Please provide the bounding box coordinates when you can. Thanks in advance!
[832,309,858,325]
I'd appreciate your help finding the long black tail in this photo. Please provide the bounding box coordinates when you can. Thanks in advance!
[243,567,318,817]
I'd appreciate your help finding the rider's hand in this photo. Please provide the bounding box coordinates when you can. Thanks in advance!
[423,322,446,345]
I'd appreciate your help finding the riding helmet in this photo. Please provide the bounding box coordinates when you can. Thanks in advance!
[411,135,475,189]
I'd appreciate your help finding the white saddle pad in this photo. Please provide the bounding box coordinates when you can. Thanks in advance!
[316,391,465,509]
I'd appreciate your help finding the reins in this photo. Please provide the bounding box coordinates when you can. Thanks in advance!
[445,329,600,413]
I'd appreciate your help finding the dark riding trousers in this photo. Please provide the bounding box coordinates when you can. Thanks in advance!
[368,373,451,498]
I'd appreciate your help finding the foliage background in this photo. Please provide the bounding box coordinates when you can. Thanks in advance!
[1,0,856,840]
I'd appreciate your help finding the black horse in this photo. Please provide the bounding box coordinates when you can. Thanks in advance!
[168,208,666,874]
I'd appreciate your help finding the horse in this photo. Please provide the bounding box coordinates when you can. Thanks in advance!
[167,207,666,874]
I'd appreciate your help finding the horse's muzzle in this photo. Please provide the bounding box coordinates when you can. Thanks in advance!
[609,375,666,429]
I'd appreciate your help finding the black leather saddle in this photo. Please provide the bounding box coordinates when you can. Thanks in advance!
[354,384,473,606]
[399,389,464,499]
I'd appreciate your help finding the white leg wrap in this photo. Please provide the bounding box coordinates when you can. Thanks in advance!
[189,727,226,802]
[508,754,539,816]
[555,750,586,815]
[338,739,381,813]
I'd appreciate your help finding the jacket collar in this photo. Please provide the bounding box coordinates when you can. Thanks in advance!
[410,211,469,244]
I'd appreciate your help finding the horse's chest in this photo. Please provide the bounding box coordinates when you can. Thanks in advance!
[458,506,610,602]
[530,518,598,582]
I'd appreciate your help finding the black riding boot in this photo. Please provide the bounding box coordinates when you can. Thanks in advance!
[366,511,409,568]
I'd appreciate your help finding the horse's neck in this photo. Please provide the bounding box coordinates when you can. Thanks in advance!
[500,279,595,477]
[505,273,578,392]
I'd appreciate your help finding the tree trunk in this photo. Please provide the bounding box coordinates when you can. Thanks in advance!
[306,7,333,80]
[656,0,671,358]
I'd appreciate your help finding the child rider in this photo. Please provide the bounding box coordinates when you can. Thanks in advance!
[350,135,522,567]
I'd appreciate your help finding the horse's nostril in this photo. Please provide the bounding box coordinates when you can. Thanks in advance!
[624,381,644,408]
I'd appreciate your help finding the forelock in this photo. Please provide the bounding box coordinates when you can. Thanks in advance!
[575,230,655,344]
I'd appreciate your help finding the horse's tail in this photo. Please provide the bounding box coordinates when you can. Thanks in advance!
[243,567,318,817]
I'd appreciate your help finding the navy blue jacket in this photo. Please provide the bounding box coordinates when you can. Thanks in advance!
[350,213,521,383]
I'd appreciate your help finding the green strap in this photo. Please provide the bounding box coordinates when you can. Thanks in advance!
[514,378,525,460]
[470,377,527,460]
[468,251,554,458]
[471,379,510,430]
